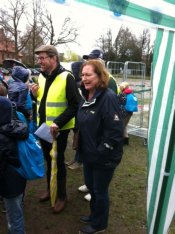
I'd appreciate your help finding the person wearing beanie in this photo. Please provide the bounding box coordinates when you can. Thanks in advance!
[8,66,32,120]
[0,96,28,234]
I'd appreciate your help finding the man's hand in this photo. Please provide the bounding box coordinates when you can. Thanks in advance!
[50,123,59,139]
[30,83,39,97]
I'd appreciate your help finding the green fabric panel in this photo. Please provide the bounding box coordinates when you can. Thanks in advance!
[164,0,175,4]
[76,0,108,10]
[147,30,174,233]
[148,29,164,164]
[158,111,175,233]
[124,3,174,28]
[76,0,175,30]
[155,48,175,234]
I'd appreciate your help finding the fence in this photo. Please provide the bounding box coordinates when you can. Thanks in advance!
[107,61,152,144]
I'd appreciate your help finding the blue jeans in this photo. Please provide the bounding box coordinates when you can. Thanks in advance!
[4,193,25,234]
[83,163,115,230]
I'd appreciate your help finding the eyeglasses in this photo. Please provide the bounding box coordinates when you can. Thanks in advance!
[37,56,50,61]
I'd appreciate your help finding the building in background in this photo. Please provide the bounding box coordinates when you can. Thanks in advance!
[0,28,22,65]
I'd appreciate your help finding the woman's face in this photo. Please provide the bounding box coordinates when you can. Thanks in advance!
[81,65,99,92]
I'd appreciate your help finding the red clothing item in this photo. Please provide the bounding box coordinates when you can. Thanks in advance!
[123,87,133,94]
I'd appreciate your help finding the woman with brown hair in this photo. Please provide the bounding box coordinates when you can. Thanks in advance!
[77,60,123,234]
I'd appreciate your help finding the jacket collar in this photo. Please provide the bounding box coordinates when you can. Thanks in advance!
[81,88,106,107]
[40,63,66,80]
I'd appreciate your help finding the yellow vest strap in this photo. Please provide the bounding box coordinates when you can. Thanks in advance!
[47,102,67,107]
[47,116,59,121]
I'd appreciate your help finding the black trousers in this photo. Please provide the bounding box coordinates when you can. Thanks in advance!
[40,129,70,190]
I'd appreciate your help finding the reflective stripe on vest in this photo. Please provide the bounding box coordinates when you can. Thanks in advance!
[37,72,75,130]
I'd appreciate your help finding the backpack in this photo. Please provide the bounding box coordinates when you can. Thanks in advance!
[125,93,138,112]
[16,111,45,180]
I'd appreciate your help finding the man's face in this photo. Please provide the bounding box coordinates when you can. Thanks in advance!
[36,52,56,75]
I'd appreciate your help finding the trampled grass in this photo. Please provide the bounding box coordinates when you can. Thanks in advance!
[0,134,151,234]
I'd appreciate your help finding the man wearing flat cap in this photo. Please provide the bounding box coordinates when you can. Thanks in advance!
[31,45,79,213]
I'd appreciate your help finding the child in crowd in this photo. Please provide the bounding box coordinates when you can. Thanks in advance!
[0,96,28,233]
[8,66,32,121]
[118,81,134,145]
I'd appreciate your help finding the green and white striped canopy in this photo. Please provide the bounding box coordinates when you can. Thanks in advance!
[55,1,175,233]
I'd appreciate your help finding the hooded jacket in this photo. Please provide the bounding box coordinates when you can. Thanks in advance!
[8,66,31,119]
[77,88,123,168]
[0,97,28,198]
[118,86,133,119]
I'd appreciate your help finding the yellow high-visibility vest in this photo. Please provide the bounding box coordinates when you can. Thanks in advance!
[37,71,75,130]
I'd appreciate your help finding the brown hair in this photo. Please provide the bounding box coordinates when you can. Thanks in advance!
[80,59,109,89]
[0,83,8,96]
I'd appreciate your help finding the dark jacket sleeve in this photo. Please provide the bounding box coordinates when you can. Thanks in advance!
[53,73,80,129]
[0,120,28,171]
[17,88,31,119]
[108,75,118,94]
[0,120,28,140]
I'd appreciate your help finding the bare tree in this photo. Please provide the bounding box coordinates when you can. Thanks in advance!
[22,5,79,66]
[0,0,79,65]
[96,29,115,61]
[41,13,79,46]
[20,26,43,67]
[95,25,153,75]
[23,0,46,66]
[138,29,153,75]
[0,0,31,59]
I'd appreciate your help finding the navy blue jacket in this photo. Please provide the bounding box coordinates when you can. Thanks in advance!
[0,119,28,198]
[77,88,123,168]
[8,78,31,119]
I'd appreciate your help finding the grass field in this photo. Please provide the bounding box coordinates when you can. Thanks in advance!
[0,134,148,234]
[1,132,175,233]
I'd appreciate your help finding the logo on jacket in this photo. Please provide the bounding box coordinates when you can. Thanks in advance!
[90,111,95,114]
[114,114,119,121]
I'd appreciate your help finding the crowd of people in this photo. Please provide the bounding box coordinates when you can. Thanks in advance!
[0,45,136,234]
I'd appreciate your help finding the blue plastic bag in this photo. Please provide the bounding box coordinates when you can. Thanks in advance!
[16,111,45,180]
[17,133,45,180]
[125,93,138,112]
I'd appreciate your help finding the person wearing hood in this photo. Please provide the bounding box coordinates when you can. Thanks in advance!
[118,81,134,145]
[0,96,28,234]
[7,66,32,120]
[31,45,79,213]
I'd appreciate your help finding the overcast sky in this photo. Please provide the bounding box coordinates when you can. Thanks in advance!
[47,0,157,56]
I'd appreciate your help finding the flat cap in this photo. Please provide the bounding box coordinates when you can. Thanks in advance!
[35,45,58,56]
